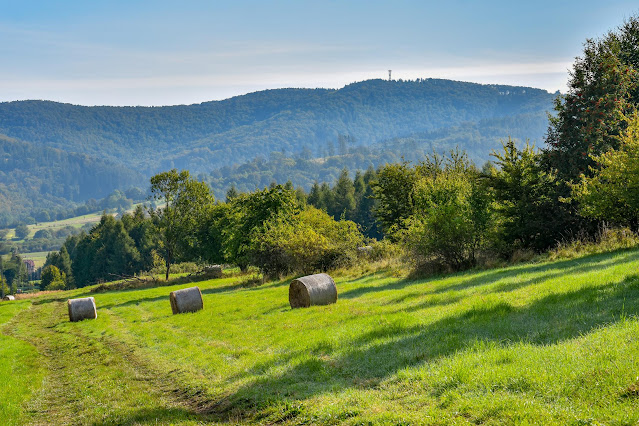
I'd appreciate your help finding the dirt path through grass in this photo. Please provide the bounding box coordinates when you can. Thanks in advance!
[7,300,213,425]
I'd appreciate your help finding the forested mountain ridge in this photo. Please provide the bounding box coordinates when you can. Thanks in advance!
[0,133,142,225]
[0,78,555,225]
[0,79,554,174]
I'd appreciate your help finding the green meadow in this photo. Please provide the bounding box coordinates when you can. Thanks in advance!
[3,248,639,424]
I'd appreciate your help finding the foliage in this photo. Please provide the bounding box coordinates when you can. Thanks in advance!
[402,152,491,270]
[572,111,639,224]
[40,265,66,291]
[2,252,27,291]
[370,161,418,238]
[149,169,214,280]
[488,138,565,253]
[544,16,639,182]
[44,245,73,288]
[71,215,141,287]
[14,224,29,240]
[223,185,300,271]
[250,206,364,277]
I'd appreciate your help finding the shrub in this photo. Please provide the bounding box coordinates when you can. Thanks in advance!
[250,206,364,277]
[402,162,491,270]
[40,265,66,291]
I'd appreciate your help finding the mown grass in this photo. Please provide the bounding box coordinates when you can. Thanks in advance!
[0,300,45,425]
[5,248,639,424]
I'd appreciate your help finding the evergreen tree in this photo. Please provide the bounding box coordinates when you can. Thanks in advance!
[331,169,356,219]
[545,15,639,182]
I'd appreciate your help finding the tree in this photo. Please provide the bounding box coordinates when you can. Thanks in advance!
[545,15,639,182]
[14,224,29,240]
[402,152,491,270]
[149,169,214,280]
[572,111,639,224]
[250,206,364,277]
[225,184,239,202]
[40,265,66,291]
[223,185,300,271]
[488,138,565,253]
[371,162,418,237]
[330,169,356,219]
[33,229,53,239]
[121,205,157,272]
[71,215,140,286]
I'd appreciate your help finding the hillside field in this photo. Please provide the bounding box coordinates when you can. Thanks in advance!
[2,248,639,424]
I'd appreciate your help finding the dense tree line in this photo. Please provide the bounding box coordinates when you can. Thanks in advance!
[42,171,367,289]
[0,252,27,296]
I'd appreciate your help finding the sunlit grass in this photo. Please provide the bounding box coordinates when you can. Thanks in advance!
[0,300,45,425]
[6,248,639,424]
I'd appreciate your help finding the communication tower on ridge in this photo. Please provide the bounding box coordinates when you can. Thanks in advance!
[388,70,392,81]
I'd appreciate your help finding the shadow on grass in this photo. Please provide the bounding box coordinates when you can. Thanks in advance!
[93,407,207,425]
[214,272,639,420]
[340,249,639,301]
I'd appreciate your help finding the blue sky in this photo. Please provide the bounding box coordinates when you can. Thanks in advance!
[0,0,637,105]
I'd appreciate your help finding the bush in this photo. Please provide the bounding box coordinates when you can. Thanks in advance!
[402,166,491,270]
[33,229,53,240]
[250,206,364,277]
[40,265,66,291]
[14,224,29,240]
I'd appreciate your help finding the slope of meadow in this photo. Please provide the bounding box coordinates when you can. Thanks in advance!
[2,248,639,424]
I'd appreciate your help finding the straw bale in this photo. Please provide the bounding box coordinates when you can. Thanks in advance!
[170,286,203,314]
[67,297,97,322]
[289,273,337,308]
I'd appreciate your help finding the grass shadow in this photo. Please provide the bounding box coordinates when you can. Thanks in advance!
[92,407,209,425]
[213,272,639,419]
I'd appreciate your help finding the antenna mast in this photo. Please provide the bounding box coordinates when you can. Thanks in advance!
[388,70,392,81]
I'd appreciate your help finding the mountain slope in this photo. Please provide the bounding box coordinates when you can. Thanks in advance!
[0,134,142,224]
[0,79,555,174]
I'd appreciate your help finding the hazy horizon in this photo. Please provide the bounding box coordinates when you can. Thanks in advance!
[1,0,637,106]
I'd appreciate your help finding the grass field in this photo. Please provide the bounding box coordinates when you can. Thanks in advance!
[0,300,45,425]
[2,248,639,424]
[19,251,49,268]
[3,211,107,240]
[3,202,151,240]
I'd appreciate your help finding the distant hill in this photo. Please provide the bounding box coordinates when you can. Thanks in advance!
[0,78,555,222]
[0,134,142,225]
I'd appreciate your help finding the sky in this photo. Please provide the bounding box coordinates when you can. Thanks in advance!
[0,0,637,106]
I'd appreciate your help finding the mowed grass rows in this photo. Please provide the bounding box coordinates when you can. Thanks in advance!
[3,248,639,424]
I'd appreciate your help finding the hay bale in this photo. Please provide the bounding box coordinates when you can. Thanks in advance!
[202,265,223,278]
[2,295,15,301]
[170,286,203,314]
[289,273,337,309]
[67,297,97,322]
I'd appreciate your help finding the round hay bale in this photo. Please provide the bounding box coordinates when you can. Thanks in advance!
[203,265,223,279]
[2,295,15,301]
[170,286,203,315]
[67,297,97,322]
[289,273,337,309]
